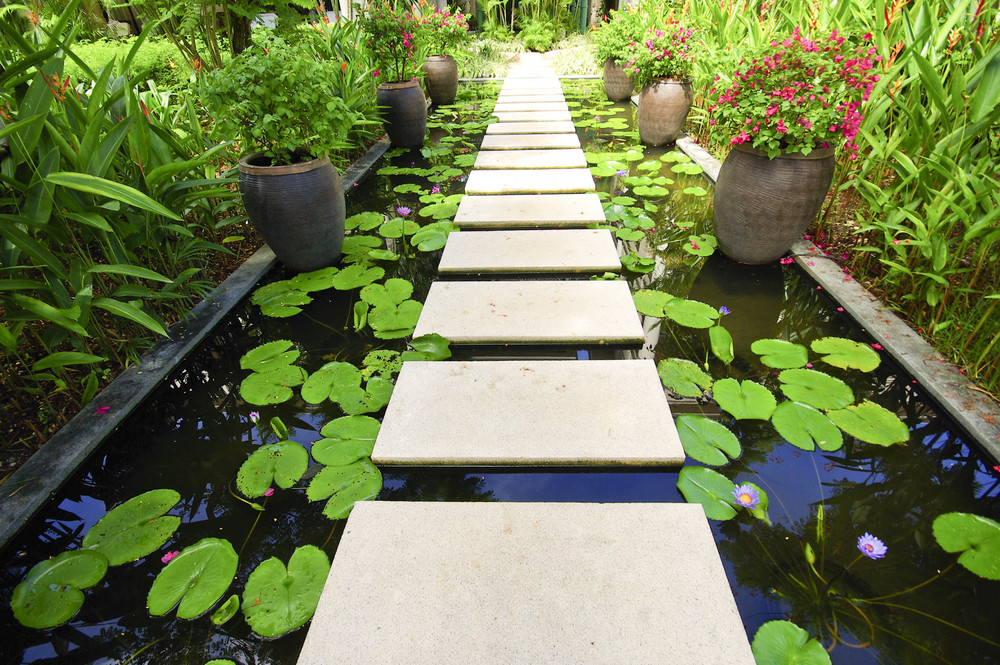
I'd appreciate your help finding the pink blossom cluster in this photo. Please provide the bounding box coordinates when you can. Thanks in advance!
[625,23,697,87]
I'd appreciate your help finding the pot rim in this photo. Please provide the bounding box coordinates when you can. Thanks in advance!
[731,142,837,160]
[424,54,455,61]
[377,79,422,90]
[643,77,693,86]
[238,150,332,176]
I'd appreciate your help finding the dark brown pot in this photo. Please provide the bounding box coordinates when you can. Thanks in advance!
[422,55,459,106]
[713,143,836,264]
[376,80,427,147]
[238,150,345,273]
[637,78,693,146]
[602,58,634,102]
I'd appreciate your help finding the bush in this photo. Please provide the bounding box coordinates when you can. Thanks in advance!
[64,37,197,90]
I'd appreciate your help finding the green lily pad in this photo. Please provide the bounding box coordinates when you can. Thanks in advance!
[622,148,645,161]
[362,349,402,376]
[411,221,457,251]
[778,368,854,410]
[671,162,704,175]
[624,175,652,187]
[932,512,1000,580]
[662,297,720,329]
[676,415,741,466]
[287,267,339,292]
[210,594,240,625]
[242,545,330,638]
[236,442,309,498]
[657,358,713,397]
[301,362,360,404]
[827,400,909,445]
[341,236,382,257]
[82,489,181,566]
[632,185,669,198]
[368,249,400,261]
[307,458,384,520]
[378,218,420,239]
[11,550,108,629]
[312,416,381,466]
[401,333,453,361]
[240,341,298,374]
[360,279,413,309]
[369,300,423,339]
[633,290,672,317]
[713,378,777,420]
[660,151,690,163]
[147,538,238,619]
[239,365,307,405]
[615,227,645,241]
[709,325,734,364]
[636,159,662,172]
[257,291,312,318]
[752,620,832,665]
[336,375,394,415]
[771,401,843,451]
[811,337,881,372]
[419,201,460,219]
[331,265,385,291]
[682,186,708,196]
[620,252,656,273]
[751,339,809,369]
[684,234,717,257]
[392,183,424,194]
[346,211,385,230]
[676,466,737,521]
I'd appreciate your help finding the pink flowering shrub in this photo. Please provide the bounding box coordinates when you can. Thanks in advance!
[416,7,470,55]
[706,28,881,159]
[625,23,697,88]
[360,2,422,83]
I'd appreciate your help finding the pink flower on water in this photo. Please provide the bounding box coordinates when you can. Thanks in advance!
[431,186,440,194]
[264,488,275,497]
[779,257,794,265]
[249,411,260,423]
[97,406,111,415]
[161,551,180,564]
[872,343,884,351]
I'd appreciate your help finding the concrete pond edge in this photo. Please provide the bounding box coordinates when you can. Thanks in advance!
[676,135,1000,462]
[0,137,393,551]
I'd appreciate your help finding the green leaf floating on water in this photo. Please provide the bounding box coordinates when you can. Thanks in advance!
[346,211,385,230]
[257,291,312,318]
[401,333,453,361]
[242,545,331,638]
[369,300,423,339]
[361,278,412,309]
[751,339,809,369]
[312,416,381,466]
[615,227,645,241]
[932,512,1000,580]
[620,252,655,273]
[302,362,393,414]
[147,538,238,619]
[419,201,460,220]
[82,489,181,565]
[676,415,741,466]
[286,267,340,292]
[411,221,457,251]
[240,365,307,406]
[657,358,713,397]
[682,186,708,196]
[633,289,672,317]
[240,340,299,374]
[632,185,669,198]
[663,297,720,329]
[210,594,240,626]
[671,162,704,175]
[676,466,737,521]
[827,400,909,445]
[392,183,424,195]
[331,265,385,290]
[771,401,843,451]
[709,325,734,364]
[205,660,237,665]
[307,458,383,520]
[778,368,854,410]
[236,442,308,498]
[811,336,881,372]
[11,550,108,629]
[636,159,661,172]
[378,218,419,239]
[684,234,717,257]
[341,236,382,258]
[713,378,777,420]
[752,620,832,665]
[660,150,690,163]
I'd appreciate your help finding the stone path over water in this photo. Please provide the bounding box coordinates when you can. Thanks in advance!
[297,56,755,665]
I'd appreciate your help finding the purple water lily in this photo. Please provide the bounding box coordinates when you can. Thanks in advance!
[396,205,412,217]
[732,484,760,509]
[719,305,731,316]
[857,533,887,559]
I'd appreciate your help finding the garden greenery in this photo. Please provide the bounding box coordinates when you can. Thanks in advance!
[624,23,698,88]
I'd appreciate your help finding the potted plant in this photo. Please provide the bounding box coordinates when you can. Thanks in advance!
[706,28,881,264]
[625,22,697,146]
[592,8,644,102]
[202,35,365,272]
[415,5,471,106]
[361,1,427,147]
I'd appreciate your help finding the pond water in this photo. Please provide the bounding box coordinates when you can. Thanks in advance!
[1,79,998,665]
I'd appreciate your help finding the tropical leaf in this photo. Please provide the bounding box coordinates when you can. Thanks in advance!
[46,171,181,220]
[713,378,777,420]
[147,538,238,619]
[242,545,331,638]
[11,550,108,629]
[81,489,181,566]
[676,415,741,466]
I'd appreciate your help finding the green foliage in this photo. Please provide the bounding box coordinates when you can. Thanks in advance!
[360,2,423,83]
[312,416,381,466]
[712,378,777,420]
[826,400,910,446]
[64,37,195,90]
[81,489,181,566]
[11,550,108,629]
[771,402,843,452]
[236,442,309,498]
[777,368,854,410]
[147,538,239,619]
[592,8,646,66]
[810,337,881,372]
[307,458,384,520]
[657,358,713,397]
[676,415,742,466]
[932,513,1000,580]
[751,339,809,369]
[242,545,330,638]
[239,342,307,405]
[751,620,832,665]
[676,466,737,520]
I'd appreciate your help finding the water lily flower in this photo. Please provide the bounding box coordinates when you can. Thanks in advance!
[161,550,180,564]
[719,305,731,316]
[857,532,887,559]
[249,411,260,423]
[396,205,411,217]
[616,169,628,177]
[96,406,110,415]
[871,343,884,351]
[431,186,440,194]
[732,484,760,509]
[264,488,275,497]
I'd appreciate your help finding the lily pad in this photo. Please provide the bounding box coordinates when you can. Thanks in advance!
[287,267,339,292]
[709,325,734,364]
[657,358,713,397]
[682,186,708,196]
[331,265,385,291]
[713,378,777,420]
[210,594,240,625]
[632,185,669,198]
[671,162,704,175]
[336,375,394,415]
[368,300,423,339]
[615,227,645,242]
[827,400,909,445]
[752,620,832,665]
[636,159,662,172]
[242,545,331,638]
[676,466,737,521]
[620,252,656,273]
[341,236,382,257]
[752,339,809,369]
[392,183,424,194]
[771,401,843,451]
[378,218,420,239]
[662,297,720,329]
[360,279,412,309]
[660,151,690,163]
[307,458,384,520]
[778,368,854,410]
[240,340,298,374]
[411,221,457,251]
[301,362,360,404]
[257,291,312,318]
[633,289,672,317]
[147,538,238,619]
[82,489,181,566]
[684,234,717,257]
[236,442,309,498]
[312,416,381,466]
[11,550,108,629]
[239,365,307,405]
[811,337,881,372]
[676,415,741,466]
[419,201,459,220]
[932,512,1000,580]
[345,211,385,230]
[401,333,453,361]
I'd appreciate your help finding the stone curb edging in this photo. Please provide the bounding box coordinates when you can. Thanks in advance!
[0,137,393,552]
[675,136,1000,462]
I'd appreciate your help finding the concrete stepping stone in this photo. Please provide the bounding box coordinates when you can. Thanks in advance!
[454,193,604,228]
[411,279,643,344]
[371,359,682,465]
[486,120,577,135]
[474,149,587,170]
[492,101,569,112]
[493,110,572,122]
[297,502,753,665]
[495,94,566,103]
[480,134,580,150]
[438,229,621,274]
[466,168,594,194]
[501,79,561,91]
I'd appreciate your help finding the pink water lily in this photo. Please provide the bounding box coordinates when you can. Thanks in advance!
[161,550,180,564]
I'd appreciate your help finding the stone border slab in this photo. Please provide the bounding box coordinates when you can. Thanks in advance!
[494,94,566,104]
[492,110,572,122]
[454,193,604,228]
[480,134,581,150]
[438,229,621,274]
[297,502,753,665]
[492,101,569,112]
[486,120,577,135]
[465,168,594,194]
[412,279,644,344]
[473,149,587,170]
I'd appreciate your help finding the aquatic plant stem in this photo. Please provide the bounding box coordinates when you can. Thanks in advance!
[859,561,957,602]
[862,600,1000,648]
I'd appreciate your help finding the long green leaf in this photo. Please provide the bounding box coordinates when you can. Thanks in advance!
[45,172,182,220]
[87,264,171,283]
[11,294,89,336]
[92,297,168,336]
[32,351,106,372]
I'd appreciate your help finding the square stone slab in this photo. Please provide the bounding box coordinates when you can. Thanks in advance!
[454,193,604,228]
[474,149,587,170]
[297,502,754,665]
[495,94,566,104]
[493,101,569,112]
[438,229,621,274]
[466,168,594,194]
[486,120,577,135]
[493,110,572,122]
[501,77,560,89]
[411,280,643,344]
[480,134,581,150]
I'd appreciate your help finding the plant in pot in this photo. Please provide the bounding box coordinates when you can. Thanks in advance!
[625,21,698,146]
[202,35,366,272]
[592,7,645,102]
[706,28,881,264]
[415,4,471,106]
[360,1,428,147]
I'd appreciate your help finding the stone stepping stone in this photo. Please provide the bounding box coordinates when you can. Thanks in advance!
[297,502,753,665]
[493,110,572,122]
[466,168,594,194]
[506,67,557,78]
[454,193,604,228]
[411,279,643,344]
[485,120,577,135]
[371,358,682,465]
[493,101,569,112]
[480,133,580,150]
[438,229,621,274]
[474,149,587,170]
[501,79,561,91]
[495,94,566,103]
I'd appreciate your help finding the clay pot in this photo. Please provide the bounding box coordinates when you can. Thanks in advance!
[422,55,459,106]
[602,58,634,102]
[637,78,693,146]
[376,80,427,147]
